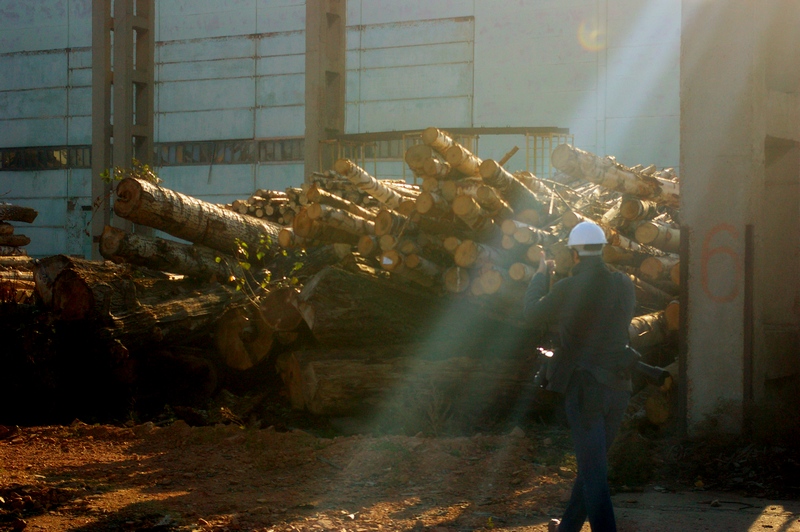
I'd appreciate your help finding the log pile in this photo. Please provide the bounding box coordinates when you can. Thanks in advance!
[0,128,682,432]
[0,203,37,304]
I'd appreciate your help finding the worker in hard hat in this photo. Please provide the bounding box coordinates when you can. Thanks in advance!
[523,220,636,532]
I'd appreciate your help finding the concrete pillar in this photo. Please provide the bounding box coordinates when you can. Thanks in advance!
[681,0,800,435]
[304,0,346,181]
[91,0,155,258]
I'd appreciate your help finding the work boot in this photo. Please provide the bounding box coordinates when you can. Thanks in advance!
[548,518,560,532]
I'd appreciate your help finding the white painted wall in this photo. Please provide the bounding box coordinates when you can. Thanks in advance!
[0,0,681,257]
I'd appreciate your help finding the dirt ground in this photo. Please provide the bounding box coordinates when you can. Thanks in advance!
[1,416,799,532]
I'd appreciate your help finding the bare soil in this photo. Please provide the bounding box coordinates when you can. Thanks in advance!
[2,411,800,532]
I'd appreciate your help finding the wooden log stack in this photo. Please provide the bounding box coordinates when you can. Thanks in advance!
[0,128,683,430]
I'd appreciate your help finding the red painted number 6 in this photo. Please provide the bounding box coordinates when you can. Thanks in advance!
[701,224,741,303]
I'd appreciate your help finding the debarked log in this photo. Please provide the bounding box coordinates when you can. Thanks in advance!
[551,144,680,208]
[479,159,545,216]
[305,184,377,221]
[278,344,540,416]
[114,177,283,258]
[99,226,246,281]
[334,159,407,210]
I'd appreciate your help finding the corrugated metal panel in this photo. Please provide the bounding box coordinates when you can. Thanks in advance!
[67,116,91,144]
[158,36,255,63]
[349,0,474,26]
[0,169,68,197]
[0,88,66,119]
[159,78,255,111]
[157,164,256,198]
[158,109,255,142]
[255,1,305,34]
[0,51,67,91]
[346,17,474,133]
[256,73,304,106]
[257,54,304,75]
[255,105,304,137]
[156,0,258,41]
[0,117,66,146]
[357,18,475,49]
[257,31,304,57]
[349,41,472,69]
[25,227,67,257]
[256,162,304,191]
[347,97,472,133]
[355,63,472,101]
[160,58,256,82]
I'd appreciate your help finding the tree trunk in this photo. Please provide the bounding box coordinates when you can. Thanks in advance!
[0,203,38,223]
[0,235,30,247]
[33,256,247,352]
[634,220,681,253]
[445,144,482,176]
[99,226,246,281]
[479,159,545,216]
[305,184,377,221]
[305,203,375,237]
[292,208,361,245]
[422,127,458,155]
[278,344,539,418]
[451,195,502,243]
[214,302,275,371]
[334,159,407,210]
[294,266,528,348]
[551,144,680,208]
[114,177,283,258]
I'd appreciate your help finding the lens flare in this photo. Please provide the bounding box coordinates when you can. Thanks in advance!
[578,19,606,52]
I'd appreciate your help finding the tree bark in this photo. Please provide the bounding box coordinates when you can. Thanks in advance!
[479,159,545,216]
[551,144,680,208]
[278,344,539,417]
[334,159,406,210]
[0,203,38,223]
[445,144,482,176]
[214,302,275,371]
[0,235,30,247]
[305,184,377,221]
[634,220,681,253]
[99,226,246,281]
[114,177,283,258]
[294,266,528,348]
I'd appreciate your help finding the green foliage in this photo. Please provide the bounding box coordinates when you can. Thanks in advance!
[100,158,162,184]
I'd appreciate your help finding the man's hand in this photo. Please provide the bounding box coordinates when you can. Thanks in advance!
[536,256,555,276]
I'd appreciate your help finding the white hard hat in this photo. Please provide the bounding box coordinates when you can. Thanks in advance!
[567,221,607,255]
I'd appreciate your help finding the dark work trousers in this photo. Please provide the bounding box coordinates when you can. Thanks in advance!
[558,369,630,532]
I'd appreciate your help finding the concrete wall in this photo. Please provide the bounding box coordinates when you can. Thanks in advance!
[0,0,681,257]
[681,0,800,435]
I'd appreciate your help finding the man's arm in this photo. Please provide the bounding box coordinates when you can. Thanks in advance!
[522,257,560,323]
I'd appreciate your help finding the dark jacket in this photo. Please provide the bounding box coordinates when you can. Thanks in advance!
[523,256,636,393]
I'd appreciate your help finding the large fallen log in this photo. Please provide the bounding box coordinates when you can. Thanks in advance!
[114,177,283,258]
[99,226,246,282]
[0,203,38,223]
[551,144,680,208]
[33,256,246,349]
[277,343,541,417]
[294,266,529,348]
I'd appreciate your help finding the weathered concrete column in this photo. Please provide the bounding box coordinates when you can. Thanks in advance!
[681,0,800,436]
[304,0,346,181]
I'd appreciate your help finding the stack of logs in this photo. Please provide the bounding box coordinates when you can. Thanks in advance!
[0,202,37,304]
[8,127,680,430]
